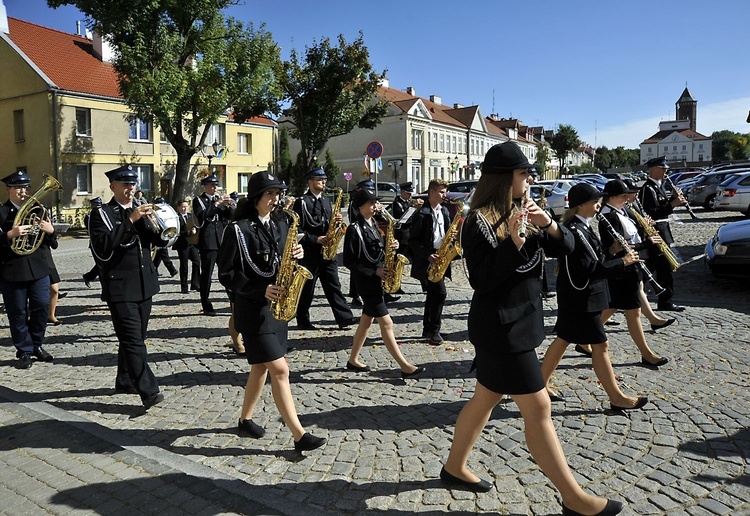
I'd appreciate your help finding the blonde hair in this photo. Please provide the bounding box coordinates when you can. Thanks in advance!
[469,173,519,240]
[428,178,450,191]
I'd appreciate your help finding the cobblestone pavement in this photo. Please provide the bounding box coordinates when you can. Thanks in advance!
[1,208,749,515]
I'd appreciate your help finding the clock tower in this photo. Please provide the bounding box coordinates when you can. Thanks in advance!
[676,87,697,132]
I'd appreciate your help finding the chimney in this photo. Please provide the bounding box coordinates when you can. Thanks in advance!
[92,31,115,62]
[430,95,442,105]
[379,77,389,88]
[76,20,82,36]
[0,0,8,34]
[406,86,416,96]
[453,103,464,109]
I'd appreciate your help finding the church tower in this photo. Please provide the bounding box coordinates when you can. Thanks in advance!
[676,87,697,131]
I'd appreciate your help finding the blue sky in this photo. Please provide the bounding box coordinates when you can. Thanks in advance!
[5,0,750,148]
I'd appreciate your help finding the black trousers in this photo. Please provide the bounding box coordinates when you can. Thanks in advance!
[297,257,353,324]
[647,253,674,306]
[199,249,218,310]
[177,246,201,291]
[0,276,50,355]
[152,248,177,275]
[107,299,159,400]
[423,278,447,332]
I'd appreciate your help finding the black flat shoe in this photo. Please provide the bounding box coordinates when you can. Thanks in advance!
[142,392,164,410]
[346,361,371,372]
[657,303,685,312]
[17,353,33,369]
[439,467,493,493]
[238,418,265,438]
[562,498,623,515]
[610,396,648,411]
[294,433,326,452]
[114,386,138,395]
[548,393,565,403]
[33,346,54,362]
[650,318,676,332]
[401,365,426,379]
[338,317,359,329]
[573,344,592,357]
[641,356,669,369]
[297,321,317,330]
[350,297,362,306]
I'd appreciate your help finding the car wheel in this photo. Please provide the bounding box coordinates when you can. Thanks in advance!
[704,194,716,210]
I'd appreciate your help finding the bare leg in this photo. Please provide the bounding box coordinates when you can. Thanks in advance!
[348,314,374,367]
[623,308,662,362]
[48,283,59,323]
[229,303,244,353]
[377,314,417,373]
[540,337,570,395]
[590,342,638,407]
[266,357,305,440]
[444,382,504,482]
[240,363,268,420]
[638,283,668,324]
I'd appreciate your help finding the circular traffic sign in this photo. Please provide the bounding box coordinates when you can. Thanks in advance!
[366,141,383,159]
[344,172,353,182]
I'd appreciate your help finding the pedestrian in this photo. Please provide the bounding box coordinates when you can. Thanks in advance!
[173,199,201,294]
[0,171,56,369]
[342,188,425,378]
[441,143,623,516]
[217,171,326,452]
[88,165,166,409]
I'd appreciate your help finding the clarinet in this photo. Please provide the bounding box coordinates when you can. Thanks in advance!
[518,190,529,237]
[595,212,666,296]
[663,174,698,219]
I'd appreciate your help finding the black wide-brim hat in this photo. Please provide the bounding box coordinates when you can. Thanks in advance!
[481,142,532,174]
[247,171,287,198]
[569,182,604,208]
[352,189,380,208]
[603,179,630,197]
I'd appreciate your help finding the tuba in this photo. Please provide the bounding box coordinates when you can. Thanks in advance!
[10,174,63,256]
[270,208,313,322]
[321,187,346,260]
[427,200,464,283]
[379,208,409,294]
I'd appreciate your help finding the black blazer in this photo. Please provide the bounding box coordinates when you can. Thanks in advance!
[88,198,165,303]
[408,204,452,281]
[557,217,625,313]
[293,191,332,259]
[343,215,386,294]
[638,178,674,244]
[462,210,574,353]
[0,200,56,282]
[193,192,234,251]
[173,212,196,251]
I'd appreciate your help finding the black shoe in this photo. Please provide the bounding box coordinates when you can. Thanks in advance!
[426,332,444,346]
[33,346,53,362]
[58,292,68,299]
[542,291,556,299]
[169,269,178,278]
[16,353,33,369]
[297,320,317,330]
[439,467,493,493]
[604,319,620,326]
[610,396,649,411]
[191,285,201,291]
[573,344,593,357]
[338,317,359,330]
[401,365,426,379]
[350,297,362,307]
[48,318,62,325]
[82,275,92,288]
[641,356,669,369]
[548,393,565,403]
[384,293,401,303]
[181,288,189,294]
[114,386,138,395]
[657,303,685,312]
[346,361,371,372]
[202,308,218,316]
[142,392,164,410]
[238,418,265,438]
[294,433,326,452]
[562,499,623,516]
[651,318,676,332]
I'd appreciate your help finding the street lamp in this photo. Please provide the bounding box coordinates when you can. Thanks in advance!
[449,155,459,178]
[204,140,223,170]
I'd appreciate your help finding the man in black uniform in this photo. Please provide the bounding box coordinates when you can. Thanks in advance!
[390,181,423,263]
[409,178,453,345]
[82,197,103,288]
[293,167,357,330]
[174,199,201,294]
[638,156,686,312]
[88,165,166,409]
[0,171,56,369]
[193,174,234,316]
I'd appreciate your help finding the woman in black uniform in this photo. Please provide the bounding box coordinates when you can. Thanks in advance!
[218,172,325,453]
[342,188,424,378]
[441,143,622,516]
[540,182,648,413]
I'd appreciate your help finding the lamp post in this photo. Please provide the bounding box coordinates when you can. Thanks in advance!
[448,155,459,179]
[204,140,223,171]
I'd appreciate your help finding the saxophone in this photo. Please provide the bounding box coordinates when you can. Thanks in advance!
[270,208,313,322]
[10,174,63,256]
[321,187,346,260]
[379,208,409,294]
[629,201,681,272]
[427,200,464,283]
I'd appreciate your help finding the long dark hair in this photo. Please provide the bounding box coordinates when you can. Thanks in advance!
[469,173,518,240]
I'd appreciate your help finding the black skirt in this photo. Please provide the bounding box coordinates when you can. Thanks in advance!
[353,271,388,318]
[474,347,545,395]
[236,300,288,364]
[606,267,641,310]
[49,267,60,285]
[555,309,607,344]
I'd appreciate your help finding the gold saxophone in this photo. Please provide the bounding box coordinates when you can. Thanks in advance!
[628,202,681,272]
[379,208,409,294]
[321,187,346,260]
[10,174,63,256]
[270,208,313,322]
[427,200,464,283]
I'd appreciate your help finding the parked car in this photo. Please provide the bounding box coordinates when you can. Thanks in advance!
[530,184,568,220]
[669,170,703,184]
[689,170,748,210]
[538,179,581,193]
[715,172,750,215]
[574,174,608,191]
[373,182,399,204]
[446,179,478,202]
[705,219,750,277]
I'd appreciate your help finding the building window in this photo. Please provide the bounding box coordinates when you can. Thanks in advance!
[698,154,704,161]
[663,146,668,153]
[452,136,457,154]
[76,164,91,194]
[458,137,463,155]
[129,119,150,141]
[699,144,704,150]
[411,129,423,150]
[133,164,153,192]
[432,133,437,152]
[205,124,225,147]
[13,110,24,142]
[672,145,677,151]
[682,145,687,151]
[237,133,252,154]
[76,108,91,137]
[439,134,445,152]
[238,173,251,193]
[648,147,651,152]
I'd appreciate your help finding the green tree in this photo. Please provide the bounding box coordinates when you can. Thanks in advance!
[728,134,750,160]
[594,146,612,172]
[550,124,581,178]
[48,0,283,204]
[323,149,341,185]
[276,127,293,185]
[534,142,550,176]
[280,32,388,189]
[711,130,738,162]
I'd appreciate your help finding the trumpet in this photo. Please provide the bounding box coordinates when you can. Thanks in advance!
[663,174,697,219]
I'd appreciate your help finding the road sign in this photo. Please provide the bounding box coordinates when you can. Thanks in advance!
[366,141,383,159]
[344,172,352,182]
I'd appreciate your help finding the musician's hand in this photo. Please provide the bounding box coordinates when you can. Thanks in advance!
[609,241,624,256]
[333,213,343,224]
[375,267,387,278]
[412,198,424,208]
[189,227,198,235]
[648,234,663,245]
[427,253,439,264]
[391,239,400,250]
[647,216,656,226]
[38,219,55,235]
[265,284,284,301]
[316,235,328,246]
[292,244,304,260]
[523,198,550,227]
[509,211,526,250]
[130,204,151,223]
[622,250,640,266]
[7,225,32,239]
[671,195,687,207]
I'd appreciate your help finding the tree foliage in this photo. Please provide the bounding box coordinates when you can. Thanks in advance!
[323,149,341,186]
[534,142,550,176]
[594,146,640,171]
[280,32,388,190]
[711,130,750,162]
[550,124,581,177]
[48,0,283,203]
[276,127,293,185]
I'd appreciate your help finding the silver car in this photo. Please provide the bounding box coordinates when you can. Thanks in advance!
[689,170,748,210]
[715,172,750,215]
[531,184,568,220]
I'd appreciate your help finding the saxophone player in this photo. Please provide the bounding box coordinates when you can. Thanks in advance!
[217,171,325,453]
[408,178,454,345]
[390,181,423,264]
[292,168,357,330]
[342,188,424,378]
[0,171,56,369]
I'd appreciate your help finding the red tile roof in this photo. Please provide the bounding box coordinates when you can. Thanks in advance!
[377,86,474,129]
[641,128,710,144]
[226,113,276,127]
[7,17,121,99]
